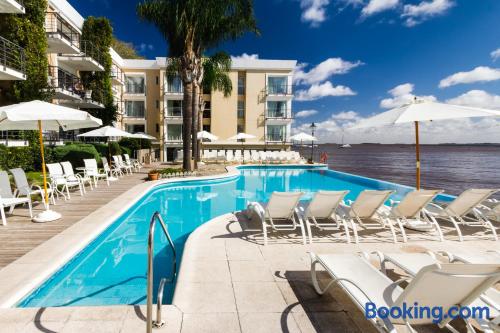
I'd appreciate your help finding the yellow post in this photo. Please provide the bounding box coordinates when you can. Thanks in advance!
[38,120,50,205]
[415,121,421,190]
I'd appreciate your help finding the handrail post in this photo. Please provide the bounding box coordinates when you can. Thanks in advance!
[146,212,176,333]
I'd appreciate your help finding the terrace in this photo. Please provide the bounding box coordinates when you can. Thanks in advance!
[57,40,104,72]
[0,0,24,14]
[0,36,25,81]
[45,12,81,55]
[48,66,84,101]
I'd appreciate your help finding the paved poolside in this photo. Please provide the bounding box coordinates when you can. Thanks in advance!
[0,165,498,332]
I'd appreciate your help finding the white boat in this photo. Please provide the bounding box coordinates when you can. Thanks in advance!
[338,134,351,148]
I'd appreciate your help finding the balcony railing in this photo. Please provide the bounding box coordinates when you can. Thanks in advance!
[126,83,145,94]
[48,66,85,97]
[265,108,292,119]
[166,107,182,118]
[111,65,125,83]
[0,36,25,74]
[166,136,182,142]
[124,108,145,118]
[266,84,293,95]
[45,12,80,49]
[79,40,102,66]
[266,134,287,142]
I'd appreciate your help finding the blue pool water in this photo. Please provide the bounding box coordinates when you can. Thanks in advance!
[19,166,446,308]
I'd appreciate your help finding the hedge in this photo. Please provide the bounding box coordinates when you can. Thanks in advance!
[51,144,101,168]
[0,146,36,171]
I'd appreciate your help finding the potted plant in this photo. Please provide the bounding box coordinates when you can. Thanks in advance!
[148,169,160,181]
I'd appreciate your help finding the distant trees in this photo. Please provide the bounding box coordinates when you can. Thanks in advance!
[111,38,145,60]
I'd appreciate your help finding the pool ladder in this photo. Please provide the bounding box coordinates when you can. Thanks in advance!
[146,211,177,333]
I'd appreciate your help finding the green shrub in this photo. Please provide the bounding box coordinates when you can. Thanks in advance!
[119,137,151,152]
[91,143,109,157]
[0,146,35,171]
[51,144,100,168]
[108,142,122,156]
[120,145,131,156]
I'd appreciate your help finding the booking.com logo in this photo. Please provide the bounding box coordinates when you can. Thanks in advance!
[365,302,490,324]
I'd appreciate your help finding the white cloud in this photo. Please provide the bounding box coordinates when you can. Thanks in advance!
[138,43,154,52]
[380,83,436,109]
[295,110,319,118]
[361,0,399,17]
[446,90,500,110]
[293,57,362,85]
[491,48,500,62]
[300,0,330,27]
[231,53,259,60]
[402,0,454,27]
[292,110,500,143]
[439,66,500,88]
[295,81,356,101]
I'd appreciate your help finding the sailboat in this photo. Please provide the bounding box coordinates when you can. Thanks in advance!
[338,133,351,149]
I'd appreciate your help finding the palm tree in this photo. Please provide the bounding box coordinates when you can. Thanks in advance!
[195,52,233,161]
[137,0,258,170]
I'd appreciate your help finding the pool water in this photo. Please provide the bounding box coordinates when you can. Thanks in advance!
[19,166,422,308]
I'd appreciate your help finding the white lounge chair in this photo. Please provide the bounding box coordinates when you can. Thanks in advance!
[425,189,499,241]
[250,191,306,245]
[124,153,141,172]
[118,155,133,174]
[310,252,500,333]
[113,155,131,175]
[243,150,251,163]
[0,170,32,226]
[226,150,234,163]
[478,199,500,223]
[9,168,55,208]
[83,159,109,187]
[371,251,500,333]
[385,189,444,242]
[300,190,350,243]
[251,151,260,163]
[61,161,93,194]
[342,190,397,243]
[46,163,83,199]
[234,150,242,163]
[101,157,121,178]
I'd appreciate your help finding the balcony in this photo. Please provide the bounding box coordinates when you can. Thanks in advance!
[265,84,293,101]
[45,12,80,54]
[125,83,145,95]
[48,66,83,101]
[165,107,183,124]
[0,36,25,80]
[111,65,125,86]
[58,40,104,72]
[265,108,293,125]
[164,76,183,99]
[266,134,287,143]
[0,0,24,14]
[124,102,146,119]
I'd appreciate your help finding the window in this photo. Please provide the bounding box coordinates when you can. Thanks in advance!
[167,124,182,141]
[156,100,159,109]
[125,76,145,94]
[237,124,245,133]
[156,76,159,85]
[237,101,245,119]
[267,76,288,95]
[125,124,145,133]
[266,125,286,142]
[167,100,182,117]
[238,73,245,95]
[166,75,183,93]
[124,101,145,118]
[203,101,211,118]
[156,123,159,133]
[266,101,287,118]
[203,125,211,132]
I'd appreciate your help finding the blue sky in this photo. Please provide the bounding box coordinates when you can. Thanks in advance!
[73,0,500,143]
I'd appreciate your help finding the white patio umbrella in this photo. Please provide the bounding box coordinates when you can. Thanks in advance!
[0,100,102,222]
[197,130,218,141]
[350,98,500,189]
[78,126,133,180]
[130,132,156,160]
[228,132,255,141]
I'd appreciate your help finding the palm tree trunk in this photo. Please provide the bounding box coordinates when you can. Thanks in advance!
[197,94,204,162]
[191,82,199,169]
[182,80,193,171]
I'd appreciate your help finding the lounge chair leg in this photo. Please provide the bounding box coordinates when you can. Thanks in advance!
[310,258,335,295]
[262,222,268,246]
[350,220,359,244]
[297,216,307,245]
[305,221,313,244]
[28,201,33,218]
[65,185,71,200]
[341,219,351,243]
[1,207,6,226]
[397,219,407,243]
[387,219,398,244]
[450,217,464,242]
[431,217,444,242]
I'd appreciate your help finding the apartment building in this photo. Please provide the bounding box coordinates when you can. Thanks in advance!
[0,0,26,82]
[119,57,296,162]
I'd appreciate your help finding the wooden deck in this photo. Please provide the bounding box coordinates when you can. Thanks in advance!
[0,169,151,269]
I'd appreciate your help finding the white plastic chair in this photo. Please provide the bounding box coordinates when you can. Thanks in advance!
[342,190,397,243]
[425,189,498,241]
[249,191,306,245]
[46,163,83,199]
[310,252,500,333]
[102,157,121,178]
[83,159,109,186]
[0,170,32,226]
[9,168,55,208]
[124,153,141,172]
[300,190,350,243]
[61,161,93,194]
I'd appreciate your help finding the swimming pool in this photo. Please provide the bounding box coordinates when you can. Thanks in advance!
[18,166,448,308]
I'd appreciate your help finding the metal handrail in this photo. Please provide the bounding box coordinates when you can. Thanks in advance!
[45,12,81,49]
[147,211,176,333]
[0,36,25,74]
[265,84,293,95]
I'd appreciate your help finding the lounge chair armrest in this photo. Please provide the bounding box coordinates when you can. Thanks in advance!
[389,199,400,207]
[435,251,455,263]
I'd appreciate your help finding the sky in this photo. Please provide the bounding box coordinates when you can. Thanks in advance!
[72,0,500,143]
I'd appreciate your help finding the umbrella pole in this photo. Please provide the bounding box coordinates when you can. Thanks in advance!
[38,120,49,206]
[415,121,421,190]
